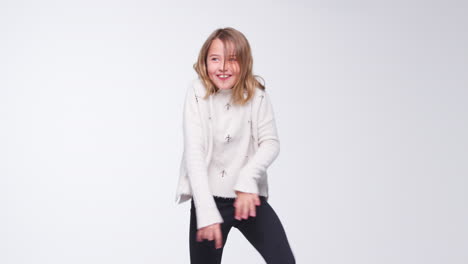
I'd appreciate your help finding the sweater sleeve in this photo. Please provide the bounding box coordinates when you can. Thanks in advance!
[233,90,280,194]
[183,84,224,229]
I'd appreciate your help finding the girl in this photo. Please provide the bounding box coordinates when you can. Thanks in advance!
[175,27,295,264]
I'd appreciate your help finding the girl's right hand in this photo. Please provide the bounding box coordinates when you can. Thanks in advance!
[196,223,223,249]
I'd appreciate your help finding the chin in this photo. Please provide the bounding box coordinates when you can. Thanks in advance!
[214,82,234,90]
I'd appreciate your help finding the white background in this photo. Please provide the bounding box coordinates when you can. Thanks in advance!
[1,0,467,263]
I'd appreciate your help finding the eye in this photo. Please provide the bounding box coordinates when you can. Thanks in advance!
[229,57,237,62]
[211,57,219,61]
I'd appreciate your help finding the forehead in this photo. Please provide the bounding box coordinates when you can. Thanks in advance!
[208,38,236,55]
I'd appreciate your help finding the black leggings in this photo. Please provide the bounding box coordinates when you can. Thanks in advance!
[189,196,295,264]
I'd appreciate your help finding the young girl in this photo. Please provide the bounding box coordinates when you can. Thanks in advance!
[175,27,295,264]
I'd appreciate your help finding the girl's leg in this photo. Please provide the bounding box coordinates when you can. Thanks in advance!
[235,196,296,264]
[189,198,234,264]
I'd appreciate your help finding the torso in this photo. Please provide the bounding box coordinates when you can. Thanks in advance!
[208,88,255,197]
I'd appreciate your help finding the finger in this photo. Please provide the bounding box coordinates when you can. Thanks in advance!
[214,226,223,249]
[196,230,203,242]
[249,201,256,217]
[254,195,261,206]
[234,202,242,220]
[241,203,249,219]
[207,230,214,241]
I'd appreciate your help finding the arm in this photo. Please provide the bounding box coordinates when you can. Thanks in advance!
[183,84,223,229]
[233,90,280,194]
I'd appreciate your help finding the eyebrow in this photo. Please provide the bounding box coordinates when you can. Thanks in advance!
[208,54,236,57]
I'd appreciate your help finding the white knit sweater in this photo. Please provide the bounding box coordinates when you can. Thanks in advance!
[175,79,280,229]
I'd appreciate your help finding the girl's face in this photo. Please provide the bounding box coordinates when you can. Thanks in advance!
[206,38,240,90]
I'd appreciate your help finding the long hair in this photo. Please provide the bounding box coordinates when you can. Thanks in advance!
[193,27,265,105]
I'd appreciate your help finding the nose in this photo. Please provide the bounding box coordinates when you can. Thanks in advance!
[219,61,229,72]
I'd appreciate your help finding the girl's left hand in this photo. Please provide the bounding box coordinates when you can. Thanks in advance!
[234,191,261,220]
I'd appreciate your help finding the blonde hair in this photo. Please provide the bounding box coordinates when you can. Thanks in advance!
[194,27,265,105]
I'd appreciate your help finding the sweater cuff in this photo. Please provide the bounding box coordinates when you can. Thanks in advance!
[233,175,259,194]
[195,206,224,230]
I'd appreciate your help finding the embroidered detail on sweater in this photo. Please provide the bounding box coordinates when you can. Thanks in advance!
[225,134,232,143]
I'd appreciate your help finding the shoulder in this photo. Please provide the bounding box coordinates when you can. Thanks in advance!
[184,79,207,103]
[252,86,266,99]
[254,86,265,94]
[252,87,268,104]
[190,78,207,96]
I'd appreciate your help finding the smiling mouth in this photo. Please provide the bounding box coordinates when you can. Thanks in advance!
[217,74,231,80]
